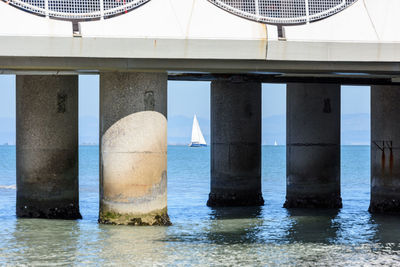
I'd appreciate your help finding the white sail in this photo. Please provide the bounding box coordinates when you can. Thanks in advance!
[274,140,278,146]
[190,115,207,147]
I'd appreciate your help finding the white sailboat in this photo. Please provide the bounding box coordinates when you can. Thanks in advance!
[274,140,278,146]
[189,115,207,147]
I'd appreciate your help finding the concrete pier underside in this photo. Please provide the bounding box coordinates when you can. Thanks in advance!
[99,72,170,225]
[285,83,342,209]
[208,79,263,207]
[16,75,81,219]
[370,85,400,214]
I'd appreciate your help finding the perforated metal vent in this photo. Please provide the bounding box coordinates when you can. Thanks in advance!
[3,0,150,20]
[208,0,358,24]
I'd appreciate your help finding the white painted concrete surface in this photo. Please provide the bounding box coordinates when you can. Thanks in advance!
[284,0,400,42]
[0,0,399,74]
[0,2,71,37]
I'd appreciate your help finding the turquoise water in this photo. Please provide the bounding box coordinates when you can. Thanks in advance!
[0,146,400,265]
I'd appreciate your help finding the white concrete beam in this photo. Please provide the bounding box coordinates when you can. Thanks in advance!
[0,2,71,37]
[0,0,400,74]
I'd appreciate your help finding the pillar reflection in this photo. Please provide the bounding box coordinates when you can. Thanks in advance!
[205,206,264,244]
[284,209,340,244]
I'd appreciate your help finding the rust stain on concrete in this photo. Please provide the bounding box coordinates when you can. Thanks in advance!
[261,24,268,59]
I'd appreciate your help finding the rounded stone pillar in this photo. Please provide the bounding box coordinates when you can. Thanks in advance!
[285,83,342,209]
[207,79,263,207]
[16,75,81,219]
[370,85,400,214]
[99,72,170,225]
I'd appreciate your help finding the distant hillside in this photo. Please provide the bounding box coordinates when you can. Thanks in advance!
[263,113,370,145]
[0,116,100,146]
[167,114,370,145]
[341,113,370,145]
[168,115,210,145]
[79,116,99,145]
[0,113,371,145]
[0,117,15,145]
[262,115,286,145]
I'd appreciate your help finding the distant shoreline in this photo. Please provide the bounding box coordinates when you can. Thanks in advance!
[0,144,371,147]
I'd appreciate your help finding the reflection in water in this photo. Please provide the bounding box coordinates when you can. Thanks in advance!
[1,146,400,265]
[9,219,81,265]
[285,209,340,244]
[369,214,400,246]
[95,225,169,265]
[206,206,264,244]
[5,219,171,265]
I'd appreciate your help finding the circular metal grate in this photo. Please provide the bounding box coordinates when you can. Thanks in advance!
[208,0,358,25]
[3,0,150,20]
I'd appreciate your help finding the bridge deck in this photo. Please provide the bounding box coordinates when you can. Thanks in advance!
[0,0,399,84]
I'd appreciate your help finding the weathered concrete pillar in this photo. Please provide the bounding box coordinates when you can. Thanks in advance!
[370,85,400,214]
[285,83,341,209]
[207,79,263,207]
[99,72,170,225]
[16,75,81,219]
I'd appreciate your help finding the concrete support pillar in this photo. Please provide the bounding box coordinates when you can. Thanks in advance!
[370,85,400,214]
[99,72,170,225]
[207,79,263,207]
[285,83,341,209]
[16,75,81,219]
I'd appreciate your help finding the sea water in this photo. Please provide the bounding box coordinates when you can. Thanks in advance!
[0,146,399,265]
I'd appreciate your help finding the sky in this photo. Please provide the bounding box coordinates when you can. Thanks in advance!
[0,75,370,144]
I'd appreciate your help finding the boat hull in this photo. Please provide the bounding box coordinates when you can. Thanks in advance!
[189,143,207,147]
